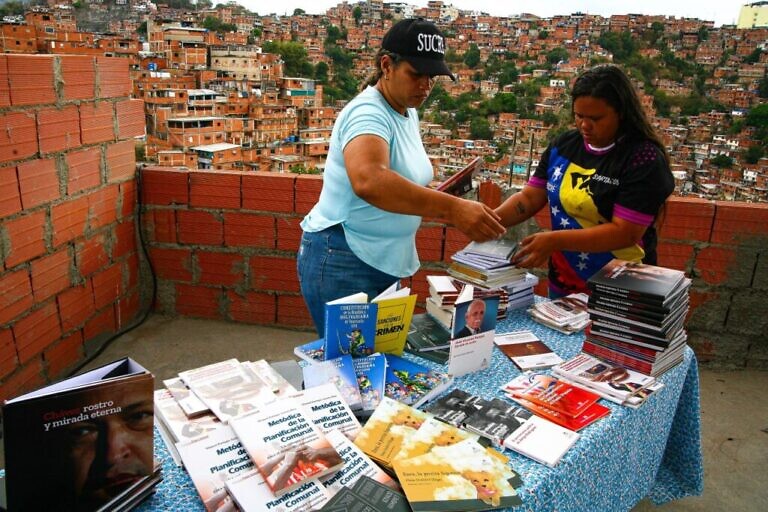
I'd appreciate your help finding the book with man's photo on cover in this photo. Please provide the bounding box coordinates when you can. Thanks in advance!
[2,357,158,512]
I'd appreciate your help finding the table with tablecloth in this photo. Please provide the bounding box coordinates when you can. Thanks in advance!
[138,306,704,511]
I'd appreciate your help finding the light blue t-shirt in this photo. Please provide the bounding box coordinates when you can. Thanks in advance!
[301,86,433,277]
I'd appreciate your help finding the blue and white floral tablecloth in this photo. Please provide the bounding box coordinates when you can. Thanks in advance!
[138,306,704,512]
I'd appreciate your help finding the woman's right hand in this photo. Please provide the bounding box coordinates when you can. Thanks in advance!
[449,198,506,242]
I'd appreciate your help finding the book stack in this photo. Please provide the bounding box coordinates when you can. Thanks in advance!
[424,388,581,468]
[355,397,524,510]
[500,374,611,431]
[527,293,590,334]
[426,275,509,329]
[448,239,527,290]
[585,259,691,377]
[505,272,539,310]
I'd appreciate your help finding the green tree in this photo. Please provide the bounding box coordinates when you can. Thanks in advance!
[743,145,764,164]
[745,48,764,64]
[464,44,481,69]
[497,62,518,88]
[202,16,237,33]
[137,21,147,39]
[487,93,517,114]
[293,8,306,15]
[759,76,768,99]
[546,47,569,66]
[314,61,329,84]
[711,154,734,168]
[353,6,362,25]
[0,0,25,15]
[470,116,493,139]
[538,30,549,40]
[263,41,312,77]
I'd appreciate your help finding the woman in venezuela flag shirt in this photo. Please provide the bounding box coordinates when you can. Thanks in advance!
[495,65,674,296]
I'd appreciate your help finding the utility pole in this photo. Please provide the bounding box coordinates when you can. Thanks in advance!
[507,126,517,188]
[525,131,535,181]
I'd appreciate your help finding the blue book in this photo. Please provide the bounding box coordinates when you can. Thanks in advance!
[324,295,378,360]
[293,338,325,363]
[383,354,453,409]
[351,353,387,414]
[302,354,363,411]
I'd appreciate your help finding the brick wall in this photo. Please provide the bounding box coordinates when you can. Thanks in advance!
[0,55,144,400]
[140,169,768,371]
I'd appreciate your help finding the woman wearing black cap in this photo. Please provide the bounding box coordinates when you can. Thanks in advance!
[298,18,505,336]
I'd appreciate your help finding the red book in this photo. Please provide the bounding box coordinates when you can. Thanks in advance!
[506,395,610,431]
[502,374,600,418]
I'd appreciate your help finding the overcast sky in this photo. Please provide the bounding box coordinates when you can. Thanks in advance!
[239,0,748,28]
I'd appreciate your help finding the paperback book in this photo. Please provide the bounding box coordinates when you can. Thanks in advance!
[290,382,362,440]
[175,424,253,512]
[494,330,563,371]
[351,353,387,415]
[302,354,363,411]
[395,416,481,460]
[246,359,297,396]
[405,312,452,358]
[372,283,417,355]
[587,259,687,303]
[319,475,410,512]
[383,353,453,408]
[163,376,209,417]
[424,388,489,428]
[2,357,155,512]
[504,394,611,432]
[229,398,344,497]
[435,156,482,197]
[225,469,331,512]
[324,292,377,360]
[320,429,397,493]
[462,397,533,446]
[154,388,222,445]
[293,338,325,364]
[500,373,601,418]
[392,439,523,511]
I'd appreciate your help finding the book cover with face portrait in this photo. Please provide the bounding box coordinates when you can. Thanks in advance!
[2,357,155,512]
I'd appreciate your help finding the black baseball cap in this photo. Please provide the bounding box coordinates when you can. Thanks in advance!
[382,18,456,81]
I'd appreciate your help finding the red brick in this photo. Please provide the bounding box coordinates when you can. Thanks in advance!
[0,358,45,403]
[658,197,715,242]
[275,216,301,251]
[66,148,102,194]
[60,55,95,101]
[408,270,432,301]
[44,330,83,380]
[91,263,123,310]
[227,290,275,324]
[76,233,109,277]
[190,170,241,209]
[0,269,32,325]
[178,210,223,246]
[224,212,275,248]
[116,289,141,329]
[144,209,176,243]
[478,181,502,208]
[113,220,137,259]
[243,171,295,212]
[17,157,59,209]
[57,281,95,332]
[443,227,470,263]
[711,202,768,245]
[115,99,145,139]
[106,140,135,183]
[51,195,89,247]
[97,56,131,98]
[276,294,312,327]
[687,289,720,323]
[294,174,321,214]
[79,101,115,144]
[7,54,55,106]
[656,242,694,272]
[3,211,46,268]
[141,167,189,205]
[37,105,81,153]
[12,302,61,363]
[0,55,9,107]
[120,180,136,218]
[88,184,119,229]
[125,253,140,290]
[696,246,737,285]
[533,208,551,230]
[416,225,444,262]
[197,251,245,286]
[175,284,223,319]
[31,249,71,303]
[0,111,38,163]
[0,166,22,218]
[83,305,116,341]
[0,328,17,379]
[250,256,299,292]
[149,247,192,281]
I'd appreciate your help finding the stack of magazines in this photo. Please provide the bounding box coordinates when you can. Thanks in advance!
[584,259,691,377]
[448,239,527,289]
[528,293,590,334]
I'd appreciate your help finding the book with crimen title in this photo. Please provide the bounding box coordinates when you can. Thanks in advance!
[229,397,344,497]
[372,283,417,355]
[290,383,362,440]
[225,468,331,512]
[175,424,254,512]
[2,357,154,512]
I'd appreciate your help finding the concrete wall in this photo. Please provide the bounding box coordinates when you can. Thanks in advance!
[0,55,144,401]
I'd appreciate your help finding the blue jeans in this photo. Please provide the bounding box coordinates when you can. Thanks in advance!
[297,224,400,337]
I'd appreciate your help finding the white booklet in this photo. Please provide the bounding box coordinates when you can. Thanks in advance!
[494,330,563,371]
[502,415,580,467]
[447,330,494,377]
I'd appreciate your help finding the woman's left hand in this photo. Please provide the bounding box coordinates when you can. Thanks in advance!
[512,231,558,268]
